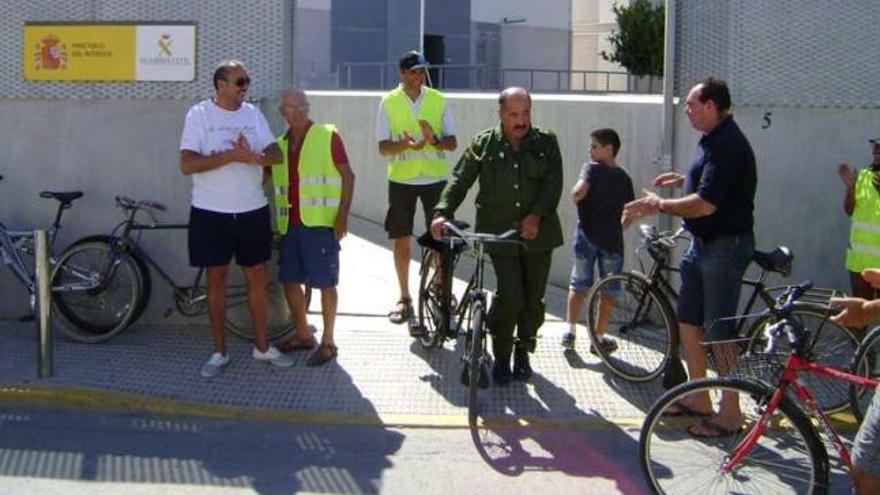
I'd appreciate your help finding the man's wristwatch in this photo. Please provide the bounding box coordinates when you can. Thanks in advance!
[657,199,666,214]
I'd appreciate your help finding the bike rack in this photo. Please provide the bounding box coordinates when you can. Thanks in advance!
[34,229,52,377]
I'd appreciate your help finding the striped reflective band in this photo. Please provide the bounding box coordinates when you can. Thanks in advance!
[301,197,341,207]
[301,176,342,187]
[393,149,446,162]
[850,242,880,256]
[852,221,880,234]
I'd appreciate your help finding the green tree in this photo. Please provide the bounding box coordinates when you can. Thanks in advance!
[601,0,665,77]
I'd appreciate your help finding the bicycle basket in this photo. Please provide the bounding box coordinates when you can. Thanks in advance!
[704,338,787,384]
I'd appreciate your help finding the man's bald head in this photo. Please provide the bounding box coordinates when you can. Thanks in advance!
[498,87,532,147]
[279,89,310,128]
[498,87,531,108]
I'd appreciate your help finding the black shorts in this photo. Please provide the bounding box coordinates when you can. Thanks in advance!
[188,205,272,267]
[384,181,446,239]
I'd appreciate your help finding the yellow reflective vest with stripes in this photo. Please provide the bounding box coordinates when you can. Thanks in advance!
[271,124,341,234]
[846,168,880,272]
[382,86,449,181]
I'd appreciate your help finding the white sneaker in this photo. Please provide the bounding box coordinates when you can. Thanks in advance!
[200,352,230,378]
[253,345,296,368]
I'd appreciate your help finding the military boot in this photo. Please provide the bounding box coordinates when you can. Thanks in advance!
[492,352,512,386]
[512,346,532,381]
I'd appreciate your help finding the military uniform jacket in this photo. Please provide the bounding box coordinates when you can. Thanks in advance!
[435,125,564,256]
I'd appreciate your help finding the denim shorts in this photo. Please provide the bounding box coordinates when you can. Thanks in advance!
[853,391,880,476]
[278,226,340,289]
[569,228,623,293]
[677,233,754,341]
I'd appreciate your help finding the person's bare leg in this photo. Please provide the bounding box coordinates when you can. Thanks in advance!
[282,282,310,343]
[320,287,338,345]
[853,466,880,495]
[241,263,269,352]
[393,236,411,301]
[679,322,712,412]
[206,265,229,355]
[566,290,585,325]
[596,293,614,336]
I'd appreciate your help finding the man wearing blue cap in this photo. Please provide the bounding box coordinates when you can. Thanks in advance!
[376,50,457,331]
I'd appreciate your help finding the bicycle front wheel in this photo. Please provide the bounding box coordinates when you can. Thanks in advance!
[587,272,676,382]
[467,300,486,425]
[225,255,295,342]
[850,325,880,422]
[52,240,142,343]
[640,377,829,495]
[746,305,860,413]
[417,249,449,349]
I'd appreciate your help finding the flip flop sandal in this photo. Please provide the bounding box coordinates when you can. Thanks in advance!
[277,335,317,353]
[306,343,338,367]
[687,419,744,439]
[662,401,713,417]
[388,298,412,325]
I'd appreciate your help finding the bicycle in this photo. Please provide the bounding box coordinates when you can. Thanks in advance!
[416,220,519,424]
[639,281,877,494]
[850,323,880,422]
[0,176,137,331]
[53,195,307,343]
[585,223,859,413]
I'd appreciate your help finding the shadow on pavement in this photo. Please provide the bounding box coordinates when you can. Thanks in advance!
[562,348,666,414]
[469,373,647,494]
[0,367,404,495]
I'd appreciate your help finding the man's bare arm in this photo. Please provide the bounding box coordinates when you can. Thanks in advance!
[180,149,231,176]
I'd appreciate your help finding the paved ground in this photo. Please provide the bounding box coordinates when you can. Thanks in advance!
[1,215,665,426]
[0,215,855,493]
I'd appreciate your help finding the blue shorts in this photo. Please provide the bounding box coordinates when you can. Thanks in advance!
[569,228,624,293]
[278,226,340,289]
[853,391,880,477]
[677,233,754,341]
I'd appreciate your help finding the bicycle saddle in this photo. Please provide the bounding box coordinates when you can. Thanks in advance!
[39,191,84,203]
[752,246,793,276]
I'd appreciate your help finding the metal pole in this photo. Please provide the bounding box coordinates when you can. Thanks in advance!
[34,229,52,377]
[419,0,425,53]
[659,0,677,232]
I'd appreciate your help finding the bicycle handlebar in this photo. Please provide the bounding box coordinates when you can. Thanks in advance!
[638,224,687,251]
[762,280,814,354]
[441,221,519,247]
[115,195,168,213]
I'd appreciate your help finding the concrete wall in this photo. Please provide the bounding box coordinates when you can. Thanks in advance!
[2,93,874,321]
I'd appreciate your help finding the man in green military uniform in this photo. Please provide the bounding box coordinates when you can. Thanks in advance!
[430,87,563,385]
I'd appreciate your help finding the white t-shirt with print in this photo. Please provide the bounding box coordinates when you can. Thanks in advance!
[179,99,275,213]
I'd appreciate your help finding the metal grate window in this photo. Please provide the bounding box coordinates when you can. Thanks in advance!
[675,0,880,109]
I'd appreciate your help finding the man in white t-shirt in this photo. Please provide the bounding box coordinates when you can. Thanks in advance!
[179,59,294,378]
[376,50,456,332]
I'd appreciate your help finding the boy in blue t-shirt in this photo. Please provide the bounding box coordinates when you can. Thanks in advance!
[562,128,635,353]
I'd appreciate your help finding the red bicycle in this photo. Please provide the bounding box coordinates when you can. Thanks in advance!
[639,282,878,495]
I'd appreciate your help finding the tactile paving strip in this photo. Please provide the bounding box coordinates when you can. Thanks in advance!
[0,317,662,423]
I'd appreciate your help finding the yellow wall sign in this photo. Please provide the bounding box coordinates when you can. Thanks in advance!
[24,23,196,82]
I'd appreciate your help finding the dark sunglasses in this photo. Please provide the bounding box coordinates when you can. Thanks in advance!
[229,76,250,88]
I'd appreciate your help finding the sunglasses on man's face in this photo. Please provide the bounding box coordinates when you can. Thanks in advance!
[229,76,250,88]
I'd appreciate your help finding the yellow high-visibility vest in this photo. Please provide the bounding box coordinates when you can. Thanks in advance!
[846,168,880,271]
[271,124,341,233]
[382,86,449,181]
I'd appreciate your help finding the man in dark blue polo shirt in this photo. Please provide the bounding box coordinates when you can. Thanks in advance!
[623,77,756,438]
